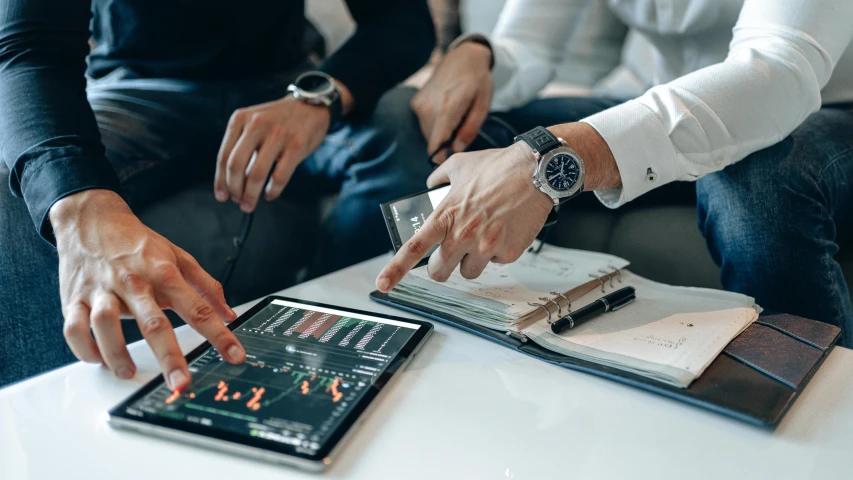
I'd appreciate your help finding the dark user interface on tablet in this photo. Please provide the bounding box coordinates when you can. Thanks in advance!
[120,300,420,453]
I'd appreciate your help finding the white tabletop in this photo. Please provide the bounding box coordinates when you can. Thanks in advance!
[2,255,853,480]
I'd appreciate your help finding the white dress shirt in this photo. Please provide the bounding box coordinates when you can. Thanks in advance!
[474,0,853,207]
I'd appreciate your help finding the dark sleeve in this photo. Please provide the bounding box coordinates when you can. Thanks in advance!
[0,0,123,243]
[320,0,436,115]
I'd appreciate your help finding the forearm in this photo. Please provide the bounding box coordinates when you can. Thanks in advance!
[323,0,435,114]
[0,0,122,241]
[578,0,853,207]
[548,123,621,191]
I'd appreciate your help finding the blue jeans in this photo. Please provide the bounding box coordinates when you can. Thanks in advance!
[697,103,853,347]
[0,77,431,387]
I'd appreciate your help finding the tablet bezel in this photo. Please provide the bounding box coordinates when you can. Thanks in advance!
[108,295,433,466]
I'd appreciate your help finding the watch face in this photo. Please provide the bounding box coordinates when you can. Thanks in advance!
[544,153,581,192]
[296,73,332,94]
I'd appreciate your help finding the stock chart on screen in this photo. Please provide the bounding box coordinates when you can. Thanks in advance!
[124,300,419,452]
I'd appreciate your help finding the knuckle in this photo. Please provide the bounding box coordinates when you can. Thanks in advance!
[435,208,456,232]
[247,167,267,182]
[267,123,284,138]
[272,168,289,184]
[248,112,267,128]
[210,280,225,298]
[460,265,479,280]
[90,308,113,328]
[63,316,87,341]
[188,302,215,326]
[139,314,169,337]
[227,159,244,175]
[404,238,429,258]
[500,248,525,264]
[118,270,146,293]
[457,215,484,242]
[479,230,501,252]
[229,109,247,126]
[288,136,305,152]
[154,263,181,286]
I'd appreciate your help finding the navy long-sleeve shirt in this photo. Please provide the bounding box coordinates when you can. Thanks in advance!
[0,0,435,242]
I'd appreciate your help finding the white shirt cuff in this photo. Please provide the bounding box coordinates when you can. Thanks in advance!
[580,101,681,208]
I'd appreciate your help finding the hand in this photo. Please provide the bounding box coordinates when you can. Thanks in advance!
[50,189,244,391]
[375,142,553,291]
[411,41,493,164]
[214,95,330,213]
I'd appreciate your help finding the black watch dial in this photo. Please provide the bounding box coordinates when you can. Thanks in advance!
[544,153,581,192]
[297,73,333,94]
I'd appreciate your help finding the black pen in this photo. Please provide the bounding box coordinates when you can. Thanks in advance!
[550,286,636,334]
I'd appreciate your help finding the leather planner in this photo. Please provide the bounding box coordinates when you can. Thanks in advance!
[370,292,841,427]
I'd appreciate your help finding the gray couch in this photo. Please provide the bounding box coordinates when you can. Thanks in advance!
[138,180,853,309]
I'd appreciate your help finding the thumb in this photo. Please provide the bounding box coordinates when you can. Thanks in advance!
[427,159,453,188]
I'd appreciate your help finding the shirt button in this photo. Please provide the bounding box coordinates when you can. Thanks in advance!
[645,168,657,183]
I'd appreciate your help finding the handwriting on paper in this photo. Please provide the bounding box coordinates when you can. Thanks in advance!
[633,335,687,350]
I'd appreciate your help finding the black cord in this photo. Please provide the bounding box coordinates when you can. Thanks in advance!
[219,210,254,289]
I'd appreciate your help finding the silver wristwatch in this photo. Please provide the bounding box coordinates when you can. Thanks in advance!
[287,71,343,127]
[514,126,585,206]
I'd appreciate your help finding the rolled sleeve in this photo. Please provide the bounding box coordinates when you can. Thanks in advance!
[581,101,682,208]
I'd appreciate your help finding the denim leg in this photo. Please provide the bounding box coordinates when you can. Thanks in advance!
[697,105,853,346]
[299,87,436,277]
[0,174,68,386]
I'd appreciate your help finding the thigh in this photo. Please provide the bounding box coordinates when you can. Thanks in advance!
[0,168,70,386]
[699,104,853,243]
[87,69,229,210]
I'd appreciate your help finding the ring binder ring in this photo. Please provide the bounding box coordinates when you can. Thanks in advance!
[528,302,553,324]
[607,265,622,283]
[589,273,606,293]
[598,269,615,288]
[551,292,572,312]
[540,297,562,317]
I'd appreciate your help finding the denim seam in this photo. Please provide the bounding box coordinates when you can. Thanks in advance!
[815,148,853,185]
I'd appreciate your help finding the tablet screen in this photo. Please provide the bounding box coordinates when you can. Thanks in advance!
[115,298,425,458]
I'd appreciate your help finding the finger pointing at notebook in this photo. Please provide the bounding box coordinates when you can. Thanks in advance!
[376,142,553,292]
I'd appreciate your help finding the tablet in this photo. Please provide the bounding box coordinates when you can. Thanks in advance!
[108,296,433,471]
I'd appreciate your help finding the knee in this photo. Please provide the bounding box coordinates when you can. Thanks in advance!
[696,139,823,267]
[369,86,423,146]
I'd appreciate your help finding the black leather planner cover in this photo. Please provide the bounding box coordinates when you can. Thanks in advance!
[370,292,840,426]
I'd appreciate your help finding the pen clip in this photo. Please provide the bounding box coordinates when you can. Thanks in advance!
[610,297,636,312]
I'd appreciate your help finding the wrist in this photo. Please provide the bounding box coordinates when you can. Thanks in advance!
[508,141,559,213]
[548,123,621,191]
[49,189,130,234]
[455,41,493,73]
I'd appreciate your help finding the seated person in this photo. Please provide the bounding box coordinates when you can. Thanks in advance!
[0,0,435,388]
[377,0,853,346]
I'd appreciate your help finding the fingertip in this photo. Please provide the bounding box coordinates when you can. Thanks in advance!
[377,276,391,293]
[240,202,254,213]
[168,368,191,391]
[227,344,246,364]
[215,189,228,202]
